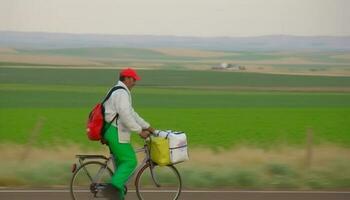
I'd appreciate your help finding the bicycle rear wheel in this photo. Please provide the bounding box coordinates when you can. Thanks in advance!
[70,161,113,200]
[135,163,182,200]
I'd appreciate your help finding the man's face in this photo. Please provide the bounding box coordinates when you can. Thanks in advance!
[124,77,136,90]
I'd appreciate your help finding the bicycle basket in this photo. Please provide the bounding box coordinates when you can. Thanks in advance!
[150,130,189,165]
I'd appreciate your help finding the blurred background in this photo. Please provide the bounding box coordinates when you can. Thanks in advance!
[0,0,350,191]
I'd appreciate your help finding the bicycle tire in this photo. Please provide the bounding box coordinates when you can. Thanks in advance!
[135,163,182,200]
[70,161,113,200]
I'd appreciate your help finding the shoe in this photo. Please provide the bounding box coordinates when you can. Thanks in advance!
[124,185,128,195]
[101,184,120,200]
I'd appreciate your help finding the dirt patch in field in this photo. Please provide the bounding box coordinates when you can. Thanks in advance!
[0,54,103,66]
[331,54,350,60]
[267,57,317,64]
[211,64,350,77]
[251,69,350,77]
[127,62,164,69]
[152,48,236,58]
[219,58,348,65]
[0,48,18,54]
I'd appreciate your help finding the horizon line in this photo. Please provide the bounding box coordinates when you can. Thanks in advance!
[1,30,350,38]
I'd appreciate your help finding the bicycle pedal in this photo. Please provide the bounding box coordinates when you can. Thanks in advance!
[90,183,98,193]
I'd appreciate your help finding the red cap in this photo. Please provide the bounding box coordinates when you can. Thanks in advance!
[120,68,141,81]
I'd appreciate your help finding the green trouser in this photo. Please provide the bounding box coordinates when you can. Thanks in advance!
[104,124,137,200]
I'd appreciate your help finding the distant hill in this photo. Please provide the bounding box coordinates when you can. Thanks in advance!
[0,31,350,51]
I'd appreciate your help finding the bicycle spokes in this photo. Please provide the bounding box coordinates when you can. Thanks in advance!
[150,165,161,187]
[70,161,113,200]
[136,164,182,200]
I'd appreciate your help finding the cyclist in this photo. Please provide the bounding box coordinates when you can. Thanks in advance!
[102,67,154,200]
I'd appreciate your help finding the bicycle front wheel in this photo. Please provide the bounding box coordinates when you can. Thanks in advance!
[70,161,113,200]
[135,163,182,200]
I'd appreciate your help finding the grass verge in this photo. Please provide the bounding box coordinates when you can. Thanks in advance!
[0,144,349,189]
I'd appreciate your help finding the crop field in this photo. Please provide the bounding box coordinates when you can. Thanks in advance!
[0,47,347,75]
[1,67,350,149]
[1,44,350,189]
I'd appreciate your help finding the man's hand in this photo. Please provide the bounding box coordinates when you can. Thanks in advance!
[139,130,151,139]
[147,127,155,133]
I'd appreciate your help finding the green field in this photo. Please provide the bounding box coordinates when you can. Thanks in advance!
[2,67,350,87]
[1,46,350,189]
[19,48,350,64]
[1,66,350,189]
[1,67,350,149]
[0,41,350,188]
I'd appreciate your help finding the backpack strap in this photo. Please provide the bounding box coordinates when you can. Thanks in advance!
[102,86,127,123]
[102,86,126,104]
[100,86,127,145]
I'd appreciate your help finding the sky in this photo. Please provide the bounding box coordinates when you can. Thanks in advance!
[0,0,349,37]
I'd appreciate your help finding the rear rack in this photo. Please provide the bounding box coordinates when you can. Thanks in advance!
[75,154,108,160]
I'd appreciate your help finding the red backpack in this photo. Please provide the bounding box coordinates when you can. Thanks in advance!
[86,86,126,141]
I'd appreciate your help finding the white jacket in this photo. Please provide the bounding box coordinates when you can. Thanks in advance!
[103,81,150,143]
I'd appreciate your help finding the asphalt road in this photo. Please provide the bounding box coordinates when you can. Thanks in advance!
[0,190,350,200]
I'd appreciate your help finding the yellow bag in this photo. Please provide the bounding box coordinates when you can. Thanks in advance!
[150,136,170,166]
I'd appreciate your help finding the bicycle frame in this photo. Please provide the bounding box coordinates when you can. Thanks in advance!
[71,139,182,200]
[74,142,156,187]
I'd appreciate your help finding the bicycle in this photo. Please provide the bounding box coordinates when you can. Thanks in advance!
[70,139,182,200]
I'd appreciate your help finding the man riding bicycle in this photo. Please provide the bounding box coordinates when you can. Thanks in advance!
[102,67,154,200]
